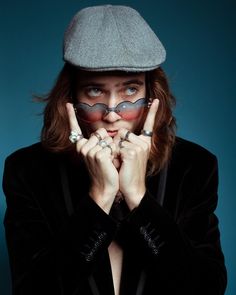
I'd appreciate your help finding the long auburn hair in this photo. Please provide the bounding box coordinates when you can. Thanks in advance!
[38,63,176,176]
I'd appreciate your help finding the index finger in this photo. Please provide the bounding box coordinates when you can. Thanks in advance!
[66,103,83,134]
[142,99,159,132]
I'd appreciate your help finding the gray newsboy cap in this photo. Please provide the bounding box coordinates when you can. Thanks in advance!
[63,5,166,72]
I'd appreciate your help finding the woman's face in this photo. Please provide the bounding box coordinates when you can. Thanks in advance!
[74,71,147,137]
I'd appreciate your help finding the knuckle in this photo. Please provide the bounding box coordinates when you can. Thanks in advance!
[110,142,116,149]
[76,142,83,153]
[80,146,88,157]
[119,127,126,134]
[98,127,107,135]
[87,149,95,159]
[95,150,103,161]
[136,146,142,153]
[127,149,136,158]
[105,136,112,143]
[117,128,125,137]
[143,142,150,152]
[76,146,81,154]
[110,143,116,153]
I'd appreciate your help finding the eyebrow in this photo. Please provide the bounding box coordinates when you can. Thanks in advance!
[120,79,144,87]
[78,79,144,88]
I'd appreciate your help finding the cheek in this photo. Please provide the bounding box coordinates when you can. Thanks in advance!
[128,119,143,133]
[78,120,100,137]
[87,123,100,135]
[131,110,147,133]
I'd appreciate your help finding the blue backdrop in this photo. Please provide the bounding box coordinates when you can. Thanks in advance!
[1,0,235,294]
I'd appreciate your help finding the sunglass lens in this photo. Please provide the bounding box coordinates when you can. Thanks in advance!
[122,107,146,120]
[118,100,147,120]
[76,108,103,122]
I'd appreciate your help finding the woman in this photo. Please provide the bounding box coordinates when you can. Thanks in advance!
[2,5,227,295]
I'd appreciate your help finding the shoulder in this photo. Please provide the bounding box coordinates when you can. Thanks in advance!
[173,137,217,162]
[6,142,43,159]
[170,137,218,173]
[3,143,59,176]
[2,143,68,196]
[5,142,47,165]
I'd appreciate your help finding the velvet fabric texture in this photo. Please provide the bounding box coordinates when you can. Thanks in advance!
[2,137,227,294]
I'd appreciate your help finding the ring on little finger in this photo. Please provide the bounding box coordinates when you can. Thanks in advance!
[69,130,84,143]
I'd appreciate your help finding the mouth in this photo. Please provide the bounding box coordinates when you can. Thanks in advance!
[106,130,118,137]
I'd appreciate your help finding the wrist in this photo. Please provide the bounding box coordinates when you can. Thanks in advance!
[124,188,146,210]
[89,189,117,214]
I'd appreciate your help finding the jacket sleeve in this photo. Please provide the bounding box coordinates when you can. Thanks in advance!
[121,153,227,294]
[2,154,118,295]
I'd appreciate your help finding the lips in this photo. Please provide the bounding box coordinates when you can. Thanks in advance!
[107,130,118,137]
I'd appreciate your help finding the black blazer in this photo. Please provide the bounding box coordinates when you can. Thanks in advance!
[2,137,227,295]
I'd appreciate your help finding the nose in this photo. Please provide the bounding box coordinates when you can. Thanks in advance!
[102,109,122,122]
[102,94,122,122]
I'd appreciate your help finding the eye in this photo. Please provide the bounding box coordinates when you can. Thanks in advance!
[125,87,137,96]
[87,87,102,97]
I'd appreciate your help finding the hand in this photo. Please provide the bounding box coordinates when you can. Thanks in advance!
[66,103,119,213]
[113,99,159,210]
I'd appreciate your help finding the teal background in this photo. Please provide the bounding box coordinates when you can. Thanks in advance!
[0,0,235,294]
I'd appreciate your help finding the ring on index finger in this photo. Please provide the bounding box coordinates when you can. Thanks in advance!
[141,129,153,137]
[69,130,84,143]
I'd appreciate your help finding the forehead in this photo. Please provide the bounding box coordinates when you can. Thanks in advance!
[76,70,146,86]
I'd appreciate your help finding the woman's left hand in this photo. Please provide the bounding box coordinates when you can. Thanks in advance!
[113,99,159,210]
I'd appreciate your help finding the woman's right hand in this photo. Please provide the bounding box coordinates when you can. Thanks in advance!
[66,103,119,213]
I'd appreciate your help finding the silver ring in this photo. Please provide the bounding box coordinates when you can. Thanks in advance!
[119,140,125,149]
[98,140,108,148]
[106,144,113,155]
[141,129,153,137]
[124,130,131,141]
[92,132,102,142]
[69,130,83,143]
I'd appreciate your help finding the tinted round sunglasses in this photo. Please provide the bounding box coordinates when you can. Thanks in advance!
[74,97,149,123]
